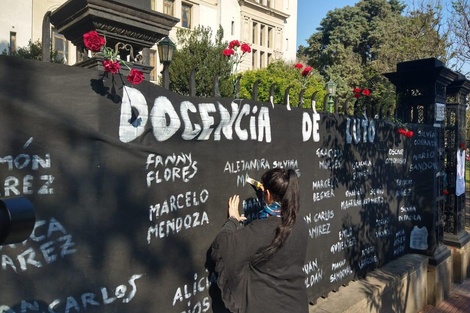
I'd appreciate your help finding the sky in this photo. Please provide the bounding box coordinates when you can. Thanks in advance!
[296,0,359,47]
[295,0,449,48]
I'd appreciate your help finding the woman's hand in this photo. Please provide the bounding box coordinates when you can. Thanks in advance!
[228,195,246,222]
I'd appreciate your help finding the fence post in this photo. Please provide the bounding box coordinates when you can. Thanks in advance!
[269,83,276,107]
[442,73,470,281]
[284,86,292,109]
[213,75,220,97]
[41,11,51,62]
[385,58,458,305]
[189,68,196,97]
[252,79,260,101]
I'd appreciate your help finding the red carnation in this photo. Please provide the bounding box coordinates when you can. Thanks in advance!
[294,63,303,69]
[353,87,362,98]
[223,48,235,56]
[240,43,251,53]
[228,40,240,49]
[362,88,371,97]
[83,30,105,52]
[126,68,145,85]
[301,66,313,77]
[102,59,120,74]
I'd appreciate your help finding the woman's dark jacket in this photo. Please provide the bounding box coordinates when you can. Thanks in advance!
[211,216,309,313]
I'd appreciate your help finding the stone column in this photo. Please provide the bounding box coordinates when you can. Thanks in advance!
[385,58,458,306]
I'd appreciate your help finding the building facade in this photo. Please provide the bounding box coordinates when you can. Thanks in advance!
[0,0,297,83]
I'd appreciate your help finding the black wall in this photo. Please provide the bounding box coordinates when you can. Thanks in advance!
[0,56,437,312]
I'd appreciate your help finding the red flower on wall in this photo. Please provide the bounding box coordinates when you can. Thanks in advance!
[294,63,314,89]
[223,39,252,74]
[127,68,145,85]
[398,128,414,138]
[102,59,121,74]
[228,40,240,49]
[353,87,371,99]
[83,31,105,52]
[240,43,251,53]
[82,30,144,85]
[223,48,235,56]
[301,66,313,77]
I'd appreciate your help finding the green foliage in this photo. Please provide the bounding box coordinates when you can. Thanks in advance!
[449,0,470,75]
[299,0,449,115]
[238,60,326,109]
[168,25,232,97]
[1,40,62,63]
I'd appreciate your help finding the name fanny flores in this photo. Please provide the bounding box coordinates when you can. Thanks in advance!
[119,87,271,143]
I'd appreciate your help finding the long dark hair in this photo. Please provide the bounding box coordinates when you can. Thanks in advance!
[252,168,300,267]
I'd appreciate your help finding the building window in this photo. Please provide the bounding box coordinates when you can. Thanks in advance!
[163,0,174,16]
[182,3,192,28]
[52,28,68,64]
[150,49,157,81]
[9,32,16,55]
[267,0,271,8]
[252,22,258,44]
[260,25,265,46]
[268,27,273,48]
[252,49,258,69]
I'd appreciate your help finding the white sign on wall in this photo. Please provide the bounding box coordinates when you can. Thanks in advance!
[435,103,445,121]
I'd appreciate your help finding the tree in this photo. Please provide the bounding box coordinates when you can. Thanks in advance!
[449,0,470,75]
[239,60,326,109]
[1,39,62,63]
[299,0,449,114]
[168,25,232,97]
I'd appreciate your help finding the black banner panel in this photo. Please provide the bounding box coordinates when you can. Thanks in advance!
[0,56,436,312]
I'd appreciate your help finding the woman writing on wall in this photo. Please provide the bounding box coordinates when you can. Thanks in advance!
[211,168,308,313]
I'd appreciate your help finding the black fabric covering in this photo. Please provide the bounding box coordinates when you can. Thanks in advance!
[0,56,437,312]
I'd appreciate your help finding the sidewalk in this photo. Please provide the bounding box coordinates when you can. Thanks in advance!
[420,278,470,313]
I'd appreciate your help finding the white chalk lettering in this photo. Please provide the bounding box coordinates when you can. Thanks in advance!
[1,218,76,273]
[303,259,322,288]
[345,117,376,144]
[172,271,211,313]
[315,148,343,158]
[223,159,270,174]
[331,238,356,254]
[149,189,209,221]
[302,112,321,142]
[388,149,403,155]
[121,92,272,143]
[146,153,198,187]
[330,266,353,283]
[147,211,210,243]
[312,179,333,190]
[318,159,342,170]
[412,151,435,160]
[308,223,331,239]
[340,196,384,210]
[0,154,51,170]
[409,162,437,171]
[358,255,378,269]
[385,158,406,164]
[1,274,143,313]
[312,189,335,202]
